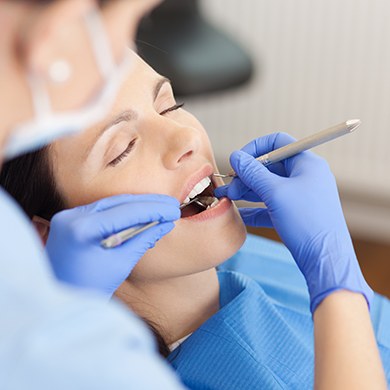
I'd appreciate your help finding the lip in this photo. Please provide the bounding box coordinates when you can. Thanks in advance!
[181,197,232,222]
[178,164,233,222]
[179,164,214,203]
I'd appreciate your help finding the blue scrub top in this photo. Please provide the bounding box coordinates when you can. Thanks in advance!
[0,188,184,390]
[168,235,390,389]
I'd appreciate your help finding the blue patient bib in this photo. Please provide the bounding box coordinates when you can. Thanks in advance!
[169,270,314,389]
[168,235,390,389]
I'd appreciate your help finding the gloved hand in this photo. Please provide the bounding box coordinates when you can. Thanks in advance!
[215,133,373,313]
[46,194,180,300]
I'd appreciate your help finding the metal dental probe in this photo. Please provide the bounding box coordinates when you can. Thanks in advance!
[213,119,361,178]
[101,197,209,249]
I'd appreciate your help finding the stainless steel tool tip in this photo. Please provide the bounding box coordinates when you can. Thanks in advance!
[346,119,361,132]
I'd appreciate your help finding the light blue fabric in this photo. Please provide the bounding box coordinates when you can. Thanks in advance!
[221,234,310,313]
[168,234,390,389]
[168,270,314,389]
[0,188,184,390]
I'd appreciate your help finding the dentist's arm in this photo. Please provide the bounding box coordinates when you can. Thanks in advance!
[215,132,386,388]
[314,290,386,389]
[0,189,186,390]
[46,194,180,299]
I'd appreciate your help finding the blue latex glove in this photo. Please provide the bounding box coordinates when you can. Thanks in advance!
[215,133,373,313]
[46,194,180,299]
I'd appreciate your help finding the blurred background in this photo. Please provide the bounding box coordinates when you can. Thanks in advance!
[138,0,390,297]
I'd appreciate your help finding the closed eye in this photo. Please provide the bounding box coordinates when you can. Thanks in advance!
[108,138,137,167]
[108,103,184,168]
[159,102,184,116]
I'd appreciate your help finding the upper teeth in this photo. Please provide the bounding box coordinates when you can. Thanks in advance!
[183,176,211,204]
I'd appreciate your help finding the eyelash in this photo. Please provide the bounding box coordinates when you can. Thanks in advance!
[108,102,184,167]
[159,102,184,116]
[108,139,137,167]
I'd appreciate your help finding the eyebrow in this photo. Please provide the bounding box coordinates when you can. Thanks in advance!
[153,77,171,100]
[85,76,171,159]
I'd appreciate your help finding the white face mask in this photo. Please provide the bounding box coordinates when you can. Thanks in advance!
[4,10,133,161]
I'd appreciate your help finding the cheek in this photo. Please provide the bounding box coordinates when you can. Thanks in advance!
[60,163,172,207]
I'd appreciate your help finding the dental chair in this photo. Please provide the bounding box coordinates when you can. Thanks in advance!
[137,0,254,96]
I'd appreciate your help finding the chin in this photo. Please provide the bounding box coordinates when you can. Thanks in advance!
[130,202,247,282]
[198,204,247,267]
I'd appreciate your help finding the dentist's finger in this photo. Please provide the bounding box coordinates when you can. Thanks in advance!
[88,202,180,237]
[239,207,273,228]
[224,177,251,200]
[114,221,176,256]
[240,132,296,157]
[53,202,181,243]
[230,150,281,197]
[215,181,263,202]
[240,133,298,177]
[214,184,229,198]
[85,193,180,213]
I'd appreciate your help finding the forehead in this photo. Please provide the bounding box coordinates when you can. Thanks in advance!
[112,52,159,105]
[55,52,157,139]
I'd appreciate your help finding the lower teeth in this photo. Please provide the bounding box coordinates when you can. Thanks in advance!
[205,197,219,209]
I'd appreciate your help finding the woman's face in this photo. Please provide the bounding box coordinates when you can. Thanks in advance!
[50,51,246,282]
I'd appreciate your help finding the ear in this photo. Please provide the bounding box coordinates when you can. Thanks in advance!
[32,216,50,245]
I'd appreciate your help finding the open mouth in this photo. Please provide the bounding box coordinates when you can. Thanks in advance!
[180,176,220,218]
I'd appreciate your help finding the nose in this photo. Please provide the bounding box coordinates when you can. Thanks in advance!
[161,124,202,170]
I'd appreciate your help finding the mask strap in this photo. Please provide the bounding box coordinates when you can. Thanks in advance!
[26,9,117,124]
[83,9,115,79]
[27,73,52,122]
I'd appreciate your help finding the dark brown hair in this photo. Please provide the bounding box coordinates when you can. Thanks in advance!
[0,147,171,357]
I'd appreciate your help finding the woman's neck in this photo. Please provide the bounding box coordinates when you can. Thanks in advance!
[115,268,220,345]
